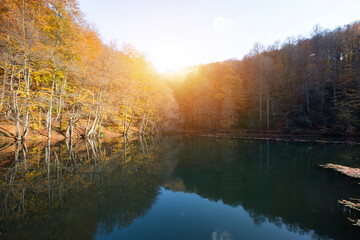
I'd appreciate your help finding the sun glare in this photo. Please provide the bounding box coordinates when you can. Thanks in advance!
[153,56,189,74]
[150,48,195,74]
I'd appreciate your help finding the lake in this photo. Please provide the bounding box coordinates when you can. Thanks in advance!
[0,136,360,240]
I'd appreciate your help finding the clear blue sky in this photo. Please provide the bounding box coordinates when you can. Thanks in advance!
[78,0,360,72]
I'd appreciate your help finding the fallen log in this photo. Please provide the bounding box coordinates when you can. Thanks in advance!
[338,199,360,227]
[320,163,360,178]
[321,164,360,227]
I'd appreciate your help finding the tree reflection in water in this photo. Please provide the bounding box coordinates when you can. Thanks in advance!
[168,137,360,240]
[0,136,180,240]
[1,136,360,240]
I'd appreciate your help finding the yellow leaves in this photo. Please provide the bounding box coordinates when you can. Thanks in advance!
[26,170,43,182]
[32,69,50,85]
[0,0,176,137]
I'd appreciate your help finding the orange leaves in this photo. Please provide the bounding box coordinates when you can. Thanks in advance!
[0,0,178,137]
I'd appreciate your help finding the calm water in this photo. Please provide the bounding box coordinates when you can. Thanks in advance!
[0,136,360,240]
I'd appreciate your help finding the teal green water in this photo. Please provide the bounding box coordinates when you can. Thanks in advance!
[0,136,360,239]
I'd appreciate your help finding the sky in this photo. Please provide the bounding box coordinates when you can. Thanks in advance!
[77,0,360,73]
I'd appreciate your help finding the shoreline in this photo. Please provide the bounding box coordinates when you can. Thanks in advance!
[162,130,360,145]
[1,125,360,146]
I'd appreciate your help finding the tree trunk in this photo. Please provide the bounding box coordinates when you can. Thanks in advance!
[266,79,269,129]
[38,108,42,130]
[66,118,73,139]
[85,95,95,135]
[139,111,146,134]
[259,75,262,123]
[0,71,7,108]
[55,78,66,122]
[356,59,360,102]
[86,90,103,138]
[332,60,337,106]
[22,59,31,140]
[96,115,104,137]
[150,119,156,133]
[85,113,91,135]
[139,97,149,134]
[10,64,21,141]
[123,98,128,135]
[143,111,150,134]
[305,78,310,112]
[87,112,99,137]
[47,67,56,139]
[125,96,138,135]
[320,75,325,113]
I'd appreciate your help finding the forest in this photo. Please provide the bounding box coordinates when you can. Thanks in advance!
[0,0,179,141]
[172,23,360,135]
[1,0,360,142]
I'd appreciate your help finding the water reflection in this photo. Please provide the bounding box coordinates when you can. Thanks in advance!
[169,137,360,239]
[0,136,359,240]
[0,136,179,240]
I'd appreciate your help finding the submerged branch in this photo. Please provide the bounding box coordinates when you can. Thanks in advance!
[338,199,360,227]
[321,164,360,227]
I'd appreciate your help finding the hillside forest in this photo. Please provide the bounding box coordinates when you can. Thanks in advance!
[1,0,360,141]
[0,0,179,141]
[172,23,360,135]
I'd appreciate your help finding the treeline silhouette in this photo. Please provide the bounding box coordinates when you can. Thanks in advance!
[172,22,360,135]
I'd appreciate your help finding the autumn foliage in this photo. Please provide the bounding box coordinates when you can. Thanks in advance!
[171,22,360,135]
[0,0,178,141]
